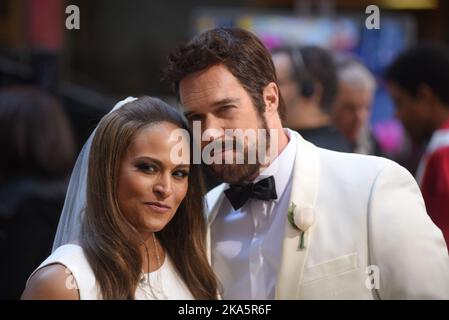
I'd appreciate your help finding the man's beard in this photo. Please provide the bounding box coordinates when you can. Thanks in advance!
[209,159,260,185]
[206,116,271,185]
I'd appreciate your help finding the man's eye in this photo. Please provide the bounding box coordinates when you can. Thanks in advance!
[218,106,232,115]
[172,170,189,179]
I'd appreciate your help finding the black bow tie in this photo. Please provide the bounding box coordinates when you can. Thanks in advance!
[224,176,278,210]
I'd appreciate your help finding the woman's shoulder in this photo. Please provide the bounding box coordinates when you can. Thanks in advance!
[44,244,86,263]
[21,263,79,300]
[23,244,99,300]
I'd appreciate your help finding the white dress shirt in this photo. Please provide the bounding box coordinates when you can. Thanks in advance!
[211,129,297,299]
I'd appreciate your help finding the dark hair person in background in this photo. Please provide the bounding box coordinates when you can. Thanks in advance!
[385,43,449,245]
[272,46,351,152]
[22,97,219,300]
[0,86,75,299]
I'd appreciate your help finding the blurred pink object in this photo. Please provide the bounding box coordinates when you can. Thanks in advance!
[373,119,404,154]
[260,34,282,51]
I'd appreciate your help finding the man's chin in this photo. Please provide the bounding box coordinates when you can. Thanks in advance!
[209,163,260,184]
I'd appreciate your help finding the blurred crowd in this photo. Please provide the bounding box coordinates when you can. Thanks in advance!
[0,86,75,298]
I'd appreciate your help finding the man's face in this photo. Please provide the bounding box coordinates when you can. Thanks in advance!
[179,64,269,184]
[333,83,373,143]
[387,82,431,142]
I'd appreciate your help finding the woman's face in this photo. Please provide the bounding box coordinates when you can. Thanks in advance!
[117,122,190,235]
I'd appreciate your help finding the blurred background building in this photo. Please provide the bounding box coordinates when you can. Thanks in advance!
[2,0,449,151]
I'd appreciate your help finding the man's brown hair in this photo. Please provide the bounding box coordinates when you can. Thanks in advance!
[165,27,285,121]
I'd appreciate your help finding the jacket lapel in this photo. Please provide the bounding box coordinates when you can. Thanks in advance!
[275,132,321,299]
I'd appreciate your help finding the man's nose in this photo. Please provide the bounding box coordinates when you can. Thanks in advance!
[203,114,223,132]
[202,114,225,142]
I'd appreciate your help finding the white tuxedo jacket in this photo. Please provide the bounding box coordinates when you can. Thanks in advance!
[205,131,449,299]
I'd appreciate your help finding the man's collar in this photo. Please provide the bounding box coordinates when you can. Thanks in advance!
[254,128,297,202]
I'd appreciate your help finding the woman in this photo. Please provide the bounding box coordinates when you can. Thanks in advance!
[21,96,219,299]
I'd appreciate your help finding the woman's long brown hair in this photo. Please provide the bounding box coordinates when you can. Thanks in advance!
[81,96,219,299]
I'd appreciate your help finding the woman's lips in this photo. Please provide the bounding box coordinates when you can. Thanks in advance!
[144,201,171,213]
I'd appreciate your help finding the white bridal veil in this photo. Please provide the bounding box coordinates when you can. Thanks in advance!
[52,97,137,251]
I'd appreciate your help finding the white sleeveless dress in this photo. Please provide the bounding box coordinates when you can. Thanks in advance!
[27,244,194,300]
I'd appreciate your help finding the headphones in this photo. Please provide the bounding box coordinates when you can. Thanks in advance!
[288,47,315,98]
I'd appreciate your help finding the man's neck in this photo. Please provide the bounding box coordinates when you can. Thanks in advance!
[254,127,289,177]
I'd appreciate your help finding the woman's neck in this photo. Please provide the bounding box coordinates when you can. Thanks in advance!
[140,233,165,273]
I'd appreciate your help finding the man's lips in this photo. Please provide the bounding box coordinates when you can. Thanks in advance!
[212,148,234,157]
[207,140,240,157]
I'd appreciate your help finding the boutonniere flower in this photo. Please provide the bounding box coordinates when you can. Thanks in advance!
[287,202,315,250]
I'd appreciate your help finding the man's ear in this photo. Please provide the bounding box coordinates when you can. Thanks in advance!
[263,82,279,117]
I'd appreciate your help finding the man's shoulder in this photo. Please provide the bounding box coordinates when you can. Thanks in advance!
[296,130,396,178]
[316,147,405,183]
[320,146,391,167]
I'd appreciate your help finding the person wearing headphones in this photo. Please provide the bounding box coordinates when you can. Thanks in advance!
[272,45,351,152]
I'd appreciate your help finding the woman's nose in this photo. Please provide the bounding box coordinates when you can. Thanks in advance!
[153,175,173,198]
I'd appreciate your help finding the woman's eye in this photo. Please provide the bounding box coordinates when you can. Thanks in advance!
[136,163,156,173]
[173,170,189,179]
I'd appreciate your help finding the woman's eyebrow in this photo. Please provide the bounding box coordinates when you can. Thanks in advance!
[134,156,190,169]
[133,156,162,166]
[174,164,190,170]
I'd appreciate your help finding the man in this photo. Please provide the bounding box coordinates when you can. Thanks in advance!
[166,28,449,299]
[271,46,351,152]
[386,43,449,246]
[333,56,382,156]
